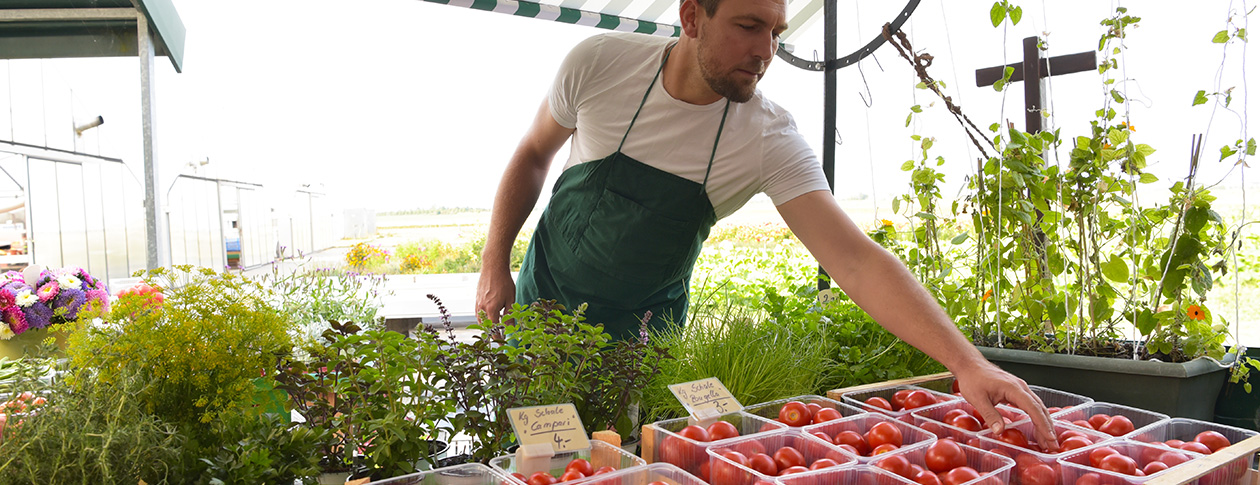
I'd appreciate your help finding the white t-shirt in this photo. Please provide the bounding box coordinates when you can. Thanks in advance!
[548,32,830,219]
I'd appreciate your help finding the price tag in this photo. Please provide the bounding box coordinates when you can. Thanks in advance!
[507,403,591,453]
[818,288,839,304]
[669,377,742,419]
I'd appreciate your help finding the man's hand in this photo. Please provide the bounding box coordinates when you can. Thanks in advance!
[953,362,1058,452]
[475,267,516,323]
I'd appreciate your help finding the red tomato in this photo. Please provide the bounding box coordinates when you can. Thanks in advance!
[1158,451,1191,467]
[712,450,749,484]
[805,402,823,417]
[678,424,710,442]
[943,409,970,422]
[558,470,585,482]
[1097,415,1134,437]
[866,421,904,448]
[903,390,937,410]
[527,472,557,485]
[706,420,740,441]
[871,443,900,455]
[773,446,807,470]
[948,414,984,432]
[592,466,616,475]
[658,435,694,468]
[1195,431,1231,452]
[749,452,779,476]
[1059,436,1093,452]
[892,390,913,411]
[1087,414,1110,429]
[915,470,944,485]
[1180,441,1213,455]
[1098,454,1138,475]
[866,396,894,412]
[698,462,710,481]
[941,466,982,485]
[1075,472,1102,485]
[1164,439,1186,448]
[733,439,767,457]
[951,379,961,394]
[1072,420,1094,430]
[1018,464,1057,485]
[811,431,833,443]
[779,401,812,427]
[1057,429,1088,442]
[997,428,1029,449]
[648,482,669,485]
[778,465,810,476]
[834,430,870,455]
[565,458,593,476]
[1144,461,1169,475]
[812,407,843,424]
[809,458,841,470]
[511,473,527,482]
[875,454,914,479]
[1088,447,1119,468]
[924,439,968,473]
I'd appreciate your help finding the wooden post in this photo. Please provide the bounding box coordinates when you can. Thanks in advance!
[974,36,1096,134]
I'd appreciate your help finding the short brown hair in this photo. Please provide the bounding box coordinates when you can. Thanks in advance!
[696,0,721,16]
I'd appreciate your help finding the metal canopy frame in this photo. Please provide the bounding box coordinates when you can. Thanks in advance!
[0,0,186,270]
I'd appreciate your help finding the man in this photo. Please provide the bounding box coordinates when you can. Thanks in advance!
[475,0,1058,449]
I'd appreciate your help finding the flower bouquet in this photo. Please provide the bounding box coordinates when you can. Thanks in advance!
[0,265,109,340]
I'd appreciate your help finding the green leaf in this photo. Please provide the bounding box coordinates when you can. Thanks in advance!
[1193,90,1209,106]
[1213,30,1230,43]
[1222,145,1238,161]
[993,79,1006,92]
[1136,309,1158,336]
[911,105,923,113]
[1239,28,1248,42]
[989,123,1001,133]
[892,197,900,213]
[922,138,935,151]
[1010,6,1023,25]
[1248,138,1257,156]
[906,113,913,127]
[1139,172,1159,184]
[950,232,969,245]
[1135,143,1156,158]
[915,82,929,89]
[915,211,937,220]
[1108,129,1128,146]
[1110,89,1126,103]
[991,2,1006,27]
[901,160,916,171]
[1101,254,1130,283]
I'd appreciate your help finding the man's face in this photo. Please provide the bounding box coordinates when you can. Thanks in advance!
[694,0,788,103]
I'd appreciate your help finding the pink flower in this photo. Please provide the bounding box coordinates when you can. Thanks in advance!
[4,306,28,334]
[35,281,58,303]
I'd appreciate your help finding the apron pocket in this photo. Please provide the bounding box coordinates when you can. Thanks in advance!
[574,188,699,288]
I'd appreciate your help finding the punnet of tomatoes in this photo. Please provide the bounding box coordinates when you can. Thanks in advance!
[842,386,962,423]
[740,395,864,429]
[873,438,1015,485]
[1057,440,1203,485]
[910,401,1028,442]
[704,428,856,484]
[648,412,786,481]
[776,464,925,485]
[549,463,709,485]
[1124,418,1255,484]
[807,413,939,463]
[1024,385,1093,415]
[1050,402,1168,438]
[973,419,1112,485]
[369,462,518,485]
[490,440,644,484]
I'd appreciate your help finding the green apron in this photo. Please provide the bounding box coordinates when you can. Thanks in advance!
[516,44,730,340]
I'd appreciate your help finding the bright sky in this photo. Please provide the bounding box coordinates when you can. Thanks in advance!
[0,0,1255,220]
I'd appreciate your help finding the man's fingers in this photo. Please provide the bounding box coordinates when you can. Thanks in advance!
[1008,385,1058,452]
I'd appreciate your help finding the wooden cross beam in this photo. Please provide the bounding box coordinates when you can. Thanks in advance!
[975,37,1097,134]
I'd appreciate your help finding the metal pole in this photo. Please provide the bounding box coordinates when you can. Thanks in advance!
[138,12,167,269]
[818,0,837,292]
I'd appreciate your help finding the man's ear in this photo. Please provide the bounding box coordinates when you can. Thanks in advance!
[679,0,702,38]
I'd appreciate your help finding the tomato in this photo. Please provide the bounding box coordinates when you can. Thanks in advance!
[1164,439,1186,448]
[511,473,527,482]
[1087,414,1110,429]
[658,435,695,468]
[834,430,869,455]
[1088,447,1118,468]
[951,379,961,394]
[698,461,710,481]
[527,472,557,485]
[773,446,806,470]
[648,482,669,485]
[712,450,750,484]
[996,428,1029,449]
[1046,407,1062,414]
[558,470,585,481]
[1057,429,1088,442]
[1158,451,1191,467]
[875,454,913,479]
[733,439,767,457]
[1072,420,1094,430]
[943,409,969,422]
[1074,472,1102,485]
[1059,436,1093,452]
[925,439,968,473]
[678,424,710,442]
[592,466,616,475]
[1018,464,1057,485]
[941,466,981,485]
[871,443,900,455]
[1144,461,1169,475]
[948,414,983,432]
[892,390,913,411]
[866,421,904,448]
[811,431,833,443]
[778,465,810,476]
[805,402,823,418]
[812,407,843,424]
[915,469,944,485]
[1097,415,1134,437]
[706,420,740,441]
[779,401,812,427]
[835,444,860,456]
[1180,441,1212,455]
[565,458,593,476]
[1195,431,1231,452]
[748,452,779,476]
[903,390,937,410]
[1098,454,1138,475]
[809,458,841,470]
[866,396,894,412]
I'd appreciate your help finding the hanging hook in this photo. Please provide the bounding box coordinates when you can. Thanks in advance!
[857,61,874,107]
[835,128,843,146]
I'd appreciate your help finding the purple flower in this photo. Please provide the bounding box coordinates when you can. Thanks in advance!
[36,281,58,303]
[53,288,86,322]
[5,306,28,334]
[23,303,52,329]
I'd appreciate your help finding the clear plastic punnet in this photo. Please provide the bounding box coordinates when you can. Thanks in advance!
[705,428,857,484]
[1027,385,1093,414]
[841,385,962,423]
[867,439,1015,485]
[910,400,1029,442]
[804,413,938,463]
[643,411,786,480]
[1057,440,1205,485]
[560,462,709,485]
[741,395,866,428]
[488,440,644,481]
[369,463,517,485]
[1051,402,1169,438]
[974,418,1114,485]
[1124,417,1256,484]
[774,464,918,485]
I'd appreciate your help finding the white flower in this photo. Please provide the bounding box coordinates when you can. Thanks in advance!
[57,274,81,289]
[15,289,36,308]
[0,323,12,340]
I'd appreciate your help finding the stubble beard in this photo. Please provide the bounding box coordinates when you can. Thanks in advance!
[697,27,760,103]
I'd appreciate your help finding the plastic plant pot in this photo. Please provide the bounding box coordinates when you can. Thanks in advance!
[1050,402,1169,438]
[1027,385,1093,415]
[1056,440,1204,485]
[1124,418,1256,484]
[910,400,1029,442]
[644,411,786,480]
[868,439,1015,485]
[369,463,517,485]
[741,395,866,428]
[805,413,938,463]
[841,385,962,423]
[974,418,1114,485]
[775,464,919,485]
[488,440,644,482]
[705,428,857,484]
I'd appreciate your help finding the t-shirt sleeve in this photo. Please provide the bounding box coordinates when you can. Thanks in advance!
[547,35,605,130]
[761,112,831,205]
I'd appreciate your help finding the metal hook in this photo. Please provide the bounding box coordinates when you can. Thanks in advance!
[857,61,874,107]
[835,128,843,146]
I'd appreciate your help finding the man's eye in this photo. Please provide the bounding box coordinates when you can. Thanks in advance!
[740,24,755,30]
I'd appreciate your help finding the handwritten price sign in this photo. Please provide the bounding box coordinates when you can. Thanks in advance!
[669,378,742,418]
[507,404,591,453]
